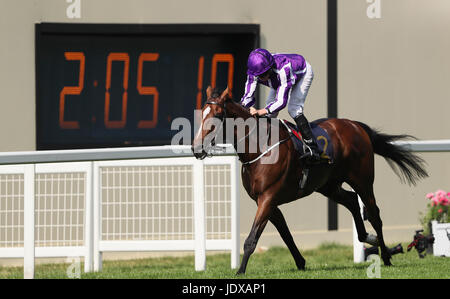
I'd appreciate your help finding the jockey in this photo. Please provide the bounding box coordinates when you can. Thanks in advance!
[240,48,320,161]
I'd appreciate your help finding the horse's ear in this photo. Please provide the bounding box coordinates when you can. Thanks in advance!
[206,86,212,99]
[220,87,231,101]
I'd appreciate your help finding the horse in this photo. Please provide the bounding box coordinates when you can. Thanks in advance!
[192,87,428,274]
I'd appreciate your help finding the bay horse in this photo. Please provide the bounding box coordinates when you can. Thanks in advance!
[192,87,428,274]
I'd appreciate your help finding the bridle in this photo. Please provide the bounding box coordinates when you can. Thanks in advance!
[205,100,227,119]
[202,99,228,154]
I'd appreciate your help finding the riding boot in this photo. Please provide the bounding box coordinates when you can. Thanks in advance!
[294,114,321,161]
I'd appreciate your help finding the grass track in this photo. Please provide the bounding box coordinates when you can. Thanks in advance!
[1,243,449,279]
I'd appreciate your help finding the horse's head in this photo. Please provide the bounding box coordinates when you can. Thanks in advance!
[192,86,231,159]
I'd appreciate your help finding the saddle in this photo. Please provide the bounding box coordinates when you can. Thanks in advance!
[280,118,334,189]
[281,118,334,163]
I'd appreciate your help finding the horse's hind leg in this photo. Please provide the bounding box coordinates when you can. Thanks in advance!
[269,207,306,270]
[319,184,370,244]
[349,181,392,266]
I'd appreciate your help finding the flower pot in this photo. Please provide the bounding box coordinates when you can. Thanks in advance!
[431,220,450,257]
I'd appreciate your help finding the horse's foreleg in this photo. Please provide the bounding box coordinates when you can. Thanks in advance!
[236,198,271,275]
[269,207,306,270]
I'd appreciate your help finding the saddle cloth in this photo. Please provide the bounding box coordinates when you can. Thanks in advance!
[282,118,334,162]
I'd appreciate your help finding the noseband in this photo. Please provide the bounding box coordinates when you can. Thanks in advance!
[205,100,227,119]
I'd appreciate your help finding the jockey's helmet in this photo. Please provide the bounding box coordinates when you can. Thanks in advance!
[247,48,274,77]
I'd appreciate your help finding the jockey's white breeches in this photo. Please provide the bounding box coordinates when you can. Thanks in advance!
[266,60,314,119]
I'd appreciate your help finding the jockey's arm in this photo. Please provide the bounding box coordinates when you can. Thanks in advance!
[265,66,293,115]
[240,75,258,108]
[241,75,268,116]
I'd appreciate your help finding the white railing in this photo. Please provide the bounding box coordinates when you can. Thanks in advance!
[353,139,450,262]
[5,139,446,276]
[0,145,240,278]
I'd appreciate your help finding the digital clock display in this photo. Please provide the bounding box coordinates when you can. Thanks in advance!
[35,23,259,149]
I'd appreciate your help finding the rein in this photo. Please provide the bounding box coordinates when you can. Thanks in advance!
[241,134,290,165]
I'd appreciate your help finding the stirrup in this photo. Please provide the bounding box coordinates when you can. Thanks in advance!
[300,150,321,161]
[301,140,318,157]
[300,143,325,164]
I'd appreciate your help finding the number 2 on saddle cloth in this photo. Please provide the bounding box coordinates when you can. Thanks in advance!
[282,118,333,163]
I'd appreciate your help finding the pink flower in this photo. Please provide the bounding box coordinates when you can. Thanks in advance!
[432,196,440,206]
[440,197,449,206]
[436,190,447,199]
[438,208,443,213]
[426,190,450,206]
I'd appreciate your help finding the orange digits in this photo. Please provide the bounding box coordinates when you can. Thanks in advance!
[60,52,234,132]
[105,52,129,129]
[211,54,234,96]
[196,56,204,110]
[137,53,159,129]
[59,52,85,129]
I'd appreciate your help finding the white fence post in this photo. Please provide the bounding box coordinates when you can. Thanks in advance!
[353,194,365,263]
[93,162,102,272]
[230,156,240,269]
[84,162,93,272]
[193,158,206,271]
[23,164,35,279]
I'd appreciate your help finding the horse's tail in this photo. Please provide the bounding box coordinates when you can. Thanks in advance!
[356,122,428,185]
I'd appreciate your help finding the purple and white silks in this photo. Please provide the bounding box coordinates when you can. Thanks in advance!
[240,53,307,114]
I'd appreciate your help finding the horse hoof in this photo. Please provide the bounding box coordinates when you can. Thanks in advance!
[382,255,392,266]
[296,262,306,271]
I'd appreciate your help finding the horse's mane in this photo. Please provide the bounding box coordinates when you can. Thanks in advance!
[226,98,252,119]
[209,87,252,119]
